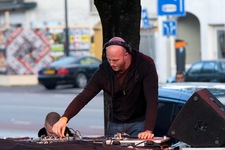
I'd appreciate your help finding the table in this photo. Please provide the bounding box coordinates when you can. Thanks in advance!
[0,139,129,150]
[0,136,170,150]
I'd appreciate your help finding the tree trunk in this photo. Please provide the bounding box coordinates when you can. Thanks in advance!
[95,0,141,57]
[94,0,141,136]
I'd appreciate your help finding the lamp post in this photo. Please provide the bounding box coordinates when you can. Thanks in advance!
[64,0,69,56]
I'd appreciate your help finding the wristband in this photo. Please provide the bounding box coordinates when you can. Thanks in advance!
[60,117,68,122]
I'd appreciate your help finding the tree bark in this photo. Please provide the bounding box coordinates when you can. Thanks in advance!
[95,0,141,58]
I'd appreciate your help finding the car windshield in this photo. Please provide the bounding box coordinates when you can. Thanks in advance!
[159,83,225,102]
[51,57,77,66]
[164,87,225,96]
[220,61,225,71]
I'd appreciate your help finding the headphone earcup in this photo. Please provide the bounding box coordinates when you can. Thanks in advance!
[103,40,132,53]
[126,43,132,52]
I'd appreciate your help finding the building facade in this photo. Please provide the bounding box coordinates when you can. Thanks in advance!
[1,0,225,82]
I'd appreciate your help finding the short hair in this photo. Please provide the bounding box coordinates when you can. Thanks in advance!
[103,37,132,53]
[45,112,60,126]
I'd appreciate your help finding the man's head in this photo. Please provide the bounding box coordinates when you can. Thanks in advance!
[175,71,185,82]
[45,112,60,136]
[104,37,132,73]
[103,37,131,53]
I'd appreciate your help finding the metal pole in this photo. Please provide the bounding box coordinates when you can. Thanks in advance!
[64,0,69,56]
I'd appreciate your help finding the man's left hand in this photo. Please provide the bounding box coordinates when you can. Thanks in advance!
[138,130,154,139]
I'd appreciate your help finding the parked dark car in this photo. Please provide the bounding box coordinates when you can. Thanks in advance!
[155,82,225,139]
[185,59,225,83]
[38,56,101,89]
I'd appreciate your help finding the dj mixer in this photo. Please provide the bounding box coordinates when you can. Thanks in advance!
[104,136,170,147]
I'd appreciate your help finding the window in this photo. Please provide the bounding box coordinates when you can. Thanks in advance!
[155,99,183,136]
[220,62,225,71]
[0,0,23,3]
[188,62,203,74]
[90,0,98,15]
[201,62,215,73]
[80,57,100,65]
[217,30,225,58]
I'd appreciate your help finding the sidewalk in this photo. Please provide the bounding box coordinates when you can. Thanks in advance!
[0,75,38,86]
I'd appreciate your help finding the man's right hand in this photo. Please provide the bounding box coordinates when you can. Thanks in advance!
[52,117,68,137]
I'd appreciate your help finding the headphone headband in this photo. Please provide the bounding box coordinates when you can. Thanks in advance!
[103,40,132,52]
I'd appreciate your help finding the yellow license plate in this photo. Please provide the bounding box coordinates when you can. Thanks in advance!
[44,70,55,75]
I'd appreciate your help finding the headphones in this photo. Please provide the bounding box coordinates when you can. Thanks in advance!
[103,40,132,53]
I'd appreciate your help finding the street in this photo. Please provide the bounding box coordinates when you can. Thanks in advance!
[0,84,104,138]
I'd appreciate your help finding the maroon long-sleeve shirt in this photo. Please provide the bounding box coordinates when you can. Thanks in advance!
[62,50,158,132]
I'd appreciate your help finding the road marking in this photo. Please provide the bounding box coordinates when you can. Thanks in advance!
[10,118,31,125]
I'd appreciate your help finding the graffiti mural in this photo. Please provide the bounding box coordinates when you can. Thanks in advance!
[1,26,91,75]
[6,28,53,75]
[0,30,6,74]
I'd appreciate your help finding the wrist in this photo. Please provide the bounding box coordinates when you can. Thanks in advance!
[60,117,68,122]
[146,130,153,133]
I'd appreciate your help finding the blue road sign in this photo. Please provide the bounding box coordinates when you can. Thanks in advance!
[163,20,177,36]
[158,0,186,16]
[141,8,153,29]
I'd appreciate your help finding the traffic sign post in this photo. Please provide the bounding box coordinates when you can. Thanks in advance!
[158,0,185,36]
[163,20,177,36]
[157,0,186,80]
[141,8,153,29]
[158,0,186,16]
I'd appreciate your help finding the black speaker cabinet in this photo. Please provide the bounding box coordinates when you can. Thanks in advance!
[167,88,225,147]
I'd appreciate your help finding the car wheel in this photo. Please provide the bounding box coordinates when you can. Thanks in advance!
[44,84,57,90]
[75,73,87,88]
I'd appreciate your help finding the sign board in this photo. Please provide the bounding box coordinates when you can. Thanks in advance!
[141,8,153,29]
[163,20,177,36]
[158,0,186,16]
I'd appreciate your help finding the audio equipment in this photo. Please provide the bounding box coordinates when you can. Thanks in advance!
[105,136,170,147]
[103,40,132,53]
[167,88,225,147]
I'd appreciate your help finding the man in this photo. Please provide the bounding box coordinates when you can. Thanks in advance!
[38,112,73,137]
[52,37,158,139]
[175,71,185,82]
